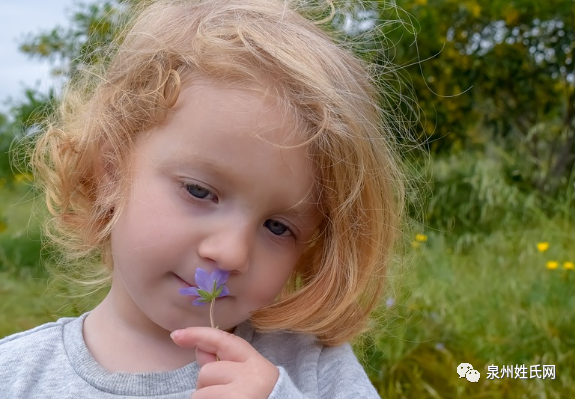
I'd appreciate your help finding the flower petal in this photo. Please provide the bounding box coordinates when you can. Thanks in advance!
[212,269,230,287]
[194,268,212,291]
[179,287,199,296]
[192,298,208,306]
[219,286,229,297]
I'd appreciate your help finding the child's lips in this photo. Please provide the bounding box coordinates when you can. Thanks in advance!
[174,273,195,288]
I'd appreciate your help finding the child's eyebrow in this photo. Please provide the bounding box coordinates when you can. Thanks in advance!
[166,155,233,181]
[282,204,321,228]
[275,192,321,224]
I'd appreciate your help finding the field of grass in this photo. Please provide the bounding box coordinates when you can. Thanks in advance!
[359,225,574,397]
[1,180,573,398]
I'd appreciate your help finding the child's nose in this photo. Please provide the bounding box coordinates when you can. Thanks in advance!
[197,219,253,273]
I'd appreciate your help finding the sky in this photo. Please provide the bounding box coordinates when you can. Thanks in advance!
[1,0,75,113]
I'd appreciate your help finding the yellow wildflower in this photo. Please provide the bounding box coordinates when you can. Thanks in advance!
[537,242,549,252]
[415,234,428,242]
[563,261,574,270]
[546,261,559,270]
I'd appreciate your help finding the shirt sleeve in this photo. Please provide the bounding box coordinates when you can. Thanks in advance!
[317,344,381,398]
[267,343,381,399]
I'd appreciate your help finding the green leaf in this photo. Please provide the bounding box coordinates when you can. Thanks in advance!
[197,289,214,301]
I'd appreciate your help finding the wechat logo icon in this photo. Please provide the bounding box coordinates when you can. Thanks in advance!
[457,363,481,382]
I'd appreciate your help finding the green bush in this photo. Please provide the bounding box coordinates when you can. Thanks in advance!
[420,147,543,247]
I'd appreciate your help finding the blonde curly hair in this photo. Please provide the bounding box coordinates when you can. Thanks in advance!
[32,0,405,346]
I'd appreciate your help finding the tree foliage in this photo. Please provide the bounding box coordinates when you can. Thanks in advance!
[2,0,574,198]
[367,0,574,194]
[0,0,130,182]
[19,0,130,79]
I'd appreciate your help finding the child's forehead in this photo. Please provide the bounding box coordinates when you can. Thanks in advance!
[180,74,281,105]
[175,75,308,145]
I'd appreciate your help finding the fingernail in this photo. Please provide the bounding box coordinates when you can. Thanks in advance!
[170,330,182,340]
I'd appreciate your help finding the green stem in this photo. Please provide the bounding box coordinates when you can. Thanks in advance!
[209,297,215,328]
[209,297,220,361]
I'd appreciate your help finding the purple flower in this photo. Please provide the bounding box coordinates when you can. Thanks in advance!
[179,267,229,306]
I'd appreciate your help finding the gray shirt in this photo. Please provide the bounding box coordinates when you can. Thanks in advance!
[0,313,380,398]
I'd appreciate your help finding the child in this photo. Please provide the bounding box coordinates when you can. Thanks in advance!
[0,0,404,397]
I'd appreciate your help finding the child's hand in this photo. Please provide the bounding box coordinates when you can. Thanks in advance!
[171,327,279,399]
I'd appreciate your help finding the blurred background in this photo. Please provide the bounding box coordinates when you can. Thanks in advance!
[0,1,71,111]
[0,0,573,397]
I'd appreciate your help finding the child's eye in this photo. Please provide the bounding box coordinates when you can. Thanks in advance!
[184,183,215,201]
[264,219,292,237]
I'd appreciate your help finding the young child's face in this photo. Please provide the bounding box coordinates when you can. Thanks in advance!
[107,77,320,333]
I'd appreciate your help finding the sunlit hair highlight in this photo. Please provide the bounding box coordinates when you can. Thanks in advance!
[32,0,405,346]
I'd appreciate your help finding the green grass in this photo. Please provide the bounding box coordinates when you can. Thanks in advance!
[0,181,43,274]
[1,181,573,397]
[0,183,100,337]
[356,225,575,398]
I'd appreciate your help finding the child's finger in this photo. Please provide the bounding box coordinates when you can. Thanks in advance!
[195,347,217,366]
[195,360,236,389]
[171,327,252,363]
[191,384,228,399]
